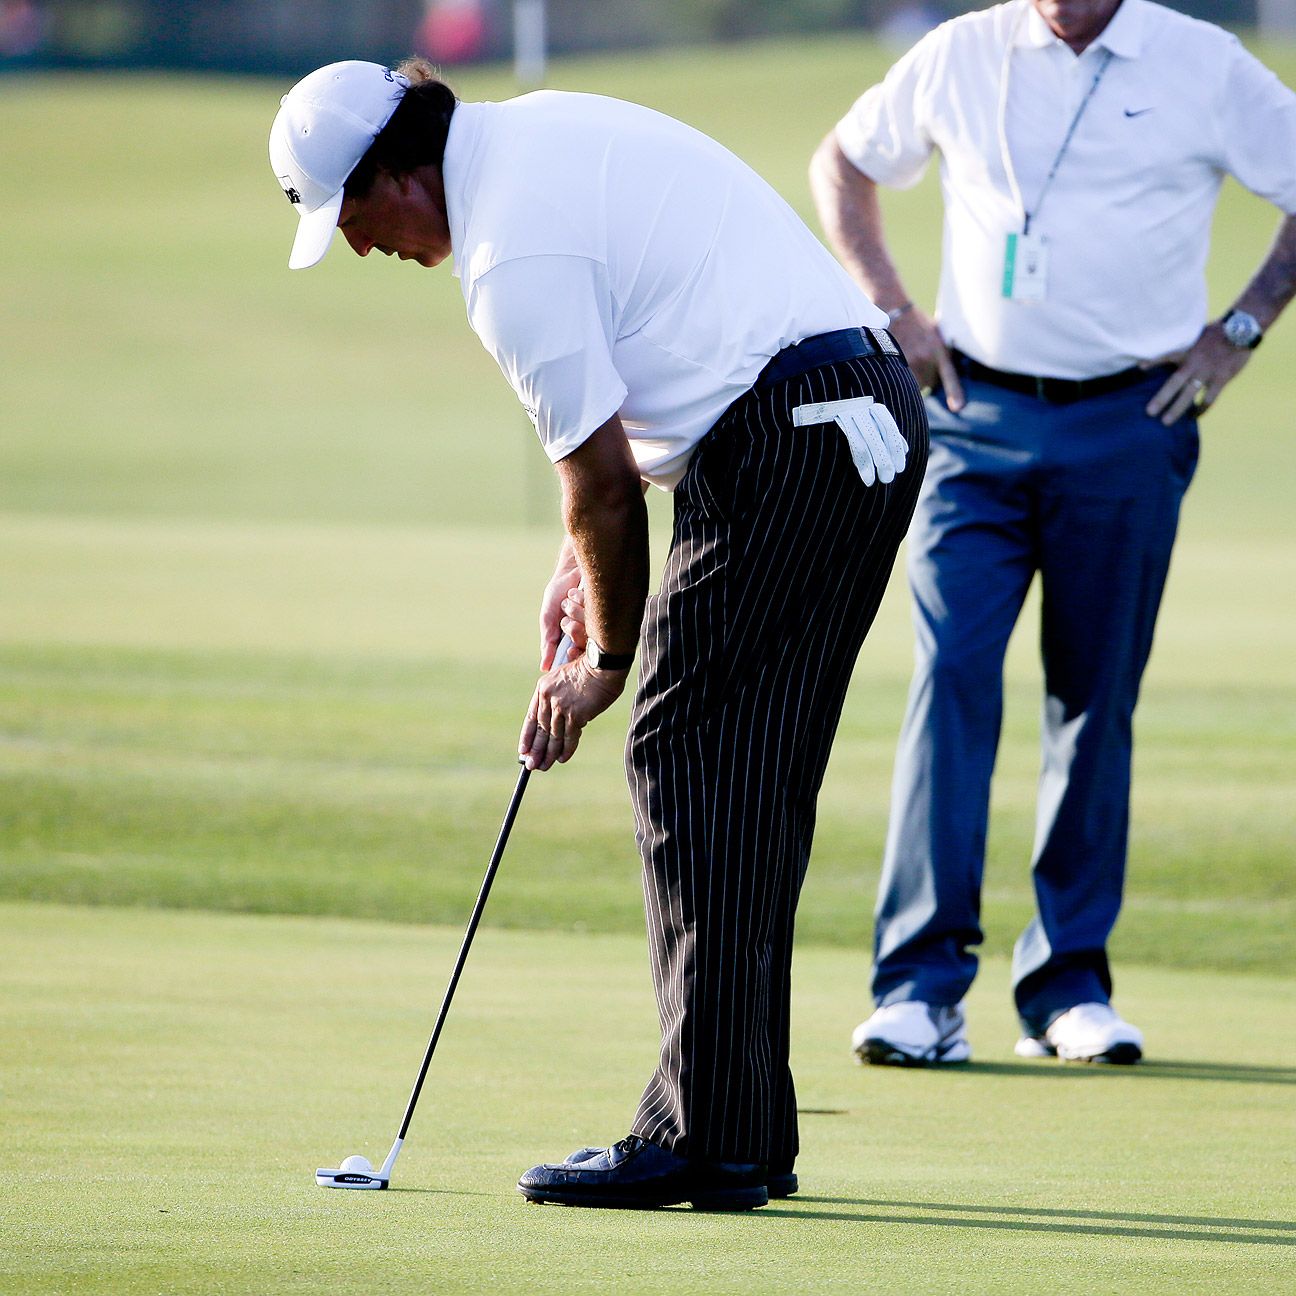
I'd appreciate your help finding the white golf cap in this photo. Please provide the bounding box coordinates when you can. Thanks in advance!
[268,61,410,270]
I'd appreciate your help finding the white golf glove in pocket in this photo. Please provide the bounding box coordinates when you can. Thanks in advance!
[792,396,908,487]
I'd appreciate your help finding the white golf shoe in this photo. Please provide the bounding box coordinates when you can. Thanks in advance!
[851,1001,971,1067]
[1015,1002,1143,1065]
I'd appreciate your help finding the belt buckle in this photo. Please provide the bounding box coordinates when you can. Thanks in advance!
[1036,375,1081,404]
[870,327,899,357]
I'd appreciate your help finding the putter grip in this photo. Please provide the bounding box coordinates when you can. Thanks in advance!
[514,633,577,767]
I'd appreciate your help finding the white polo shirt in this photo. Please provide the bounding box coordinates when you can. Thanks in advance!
[442,91,885,488]
[835,0,1296,379]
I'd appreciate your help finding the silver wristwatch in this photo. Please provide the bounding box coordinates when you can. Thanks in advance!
[1221,309,1263,350]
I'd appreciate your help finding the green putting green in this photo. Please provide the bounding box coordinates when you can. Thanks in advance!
[2,903,1293,1294]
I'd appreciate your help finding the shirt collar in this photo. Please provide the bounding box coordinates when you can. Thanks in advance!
[1016,1,1145,59]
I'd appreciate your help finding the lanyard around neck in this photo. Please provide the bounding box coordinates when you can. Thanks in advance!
[997,20,1116,236]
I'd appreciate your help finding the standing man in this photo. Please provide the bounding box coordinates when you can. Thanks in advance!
[270,59,927,1207]
[811,0,1296,1066]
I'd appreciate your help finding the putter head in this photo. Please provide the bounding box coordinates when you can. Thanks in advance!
[315,1141,401,1190]
[316,1165,389,1189]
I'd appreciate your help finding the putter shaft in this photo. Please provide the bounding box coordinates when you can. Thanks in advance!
[395,762,532,1141]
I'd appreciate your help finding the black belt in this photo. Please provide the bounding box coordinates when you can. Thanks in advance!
[757,326,900,388]
[952,349,1168,405]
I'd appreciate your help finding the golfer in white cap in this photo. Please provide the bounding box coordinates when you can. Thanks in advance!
[269,58,929,1210]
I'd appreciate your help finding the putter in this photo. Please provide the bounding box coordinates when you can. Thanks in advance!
[316,634,575,1190]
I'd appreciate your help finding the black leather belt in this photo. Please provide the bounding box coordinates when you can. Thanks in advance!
[952,349,1168,404]
[757,326,900,388]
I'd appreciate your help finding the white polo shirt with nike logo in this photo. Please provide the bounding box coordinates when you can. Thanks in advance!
[834,0,1296,378]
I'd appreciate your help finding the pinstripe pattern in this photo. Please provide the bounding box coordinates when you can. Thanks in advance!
[626,353,928,1164]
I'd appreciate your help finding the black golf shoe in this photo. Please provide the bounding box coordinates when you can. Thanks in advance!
[562,1142,797,1200]
[518,1135,767,1210]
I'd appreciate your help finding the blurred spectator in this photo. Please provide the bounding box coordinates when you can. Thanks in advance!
[416,0,488,64]
[0,0,50,58]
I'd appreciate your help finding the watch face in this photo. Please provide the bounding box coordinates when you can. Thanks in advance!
[1224,311,1262,348]
[584,640,633,670]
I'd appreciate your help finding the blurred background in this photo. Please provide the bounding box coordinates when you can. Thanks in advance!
[1,2,1293,975]
[0,0,1292,74]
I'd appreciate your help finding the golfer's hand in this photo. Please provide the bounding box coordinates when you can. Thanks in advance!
[892,308,965,412]
[519,656,629,771]
[539,584,589,671]
[1145,323,1251,426]
[558,586,588,651]
[539,552,584,671]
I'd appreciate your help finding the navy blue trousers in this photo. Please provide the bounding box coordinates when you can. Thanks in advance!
[873,371,1199,1033]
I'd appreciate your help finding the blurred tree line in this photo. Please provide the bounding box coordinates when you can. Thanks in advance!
[0,0,1266,74]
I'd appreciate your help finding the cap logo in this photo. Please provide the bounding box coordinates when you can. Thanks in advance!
[279,176,302,205]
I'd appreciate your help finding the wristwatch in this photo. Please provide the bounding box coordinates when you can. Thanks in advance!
[586,639,635,671]
[1221,309,1263,350]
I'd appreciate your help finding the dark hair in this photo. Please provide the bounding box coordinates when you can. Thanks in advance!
[345,58,457,200]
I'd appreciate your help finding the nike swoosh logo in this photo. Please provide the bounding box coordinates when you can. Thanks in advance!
[1124,107,1154,118]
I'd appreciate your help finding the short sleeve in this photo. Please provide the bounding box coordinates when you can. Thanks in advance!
[1215,38,1296,215]
[466,255,629,462]
[834,29,941,190]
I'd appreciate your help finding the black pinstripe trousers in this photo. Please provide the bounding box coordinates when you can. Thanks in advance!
[626,352,929,1165]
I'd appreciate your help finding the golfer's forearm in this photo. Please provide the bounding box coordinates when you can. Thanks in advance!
[810,134,910,312]
[556,417,649,658]
[1234,213,1296,330]
[562,493,648,657]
